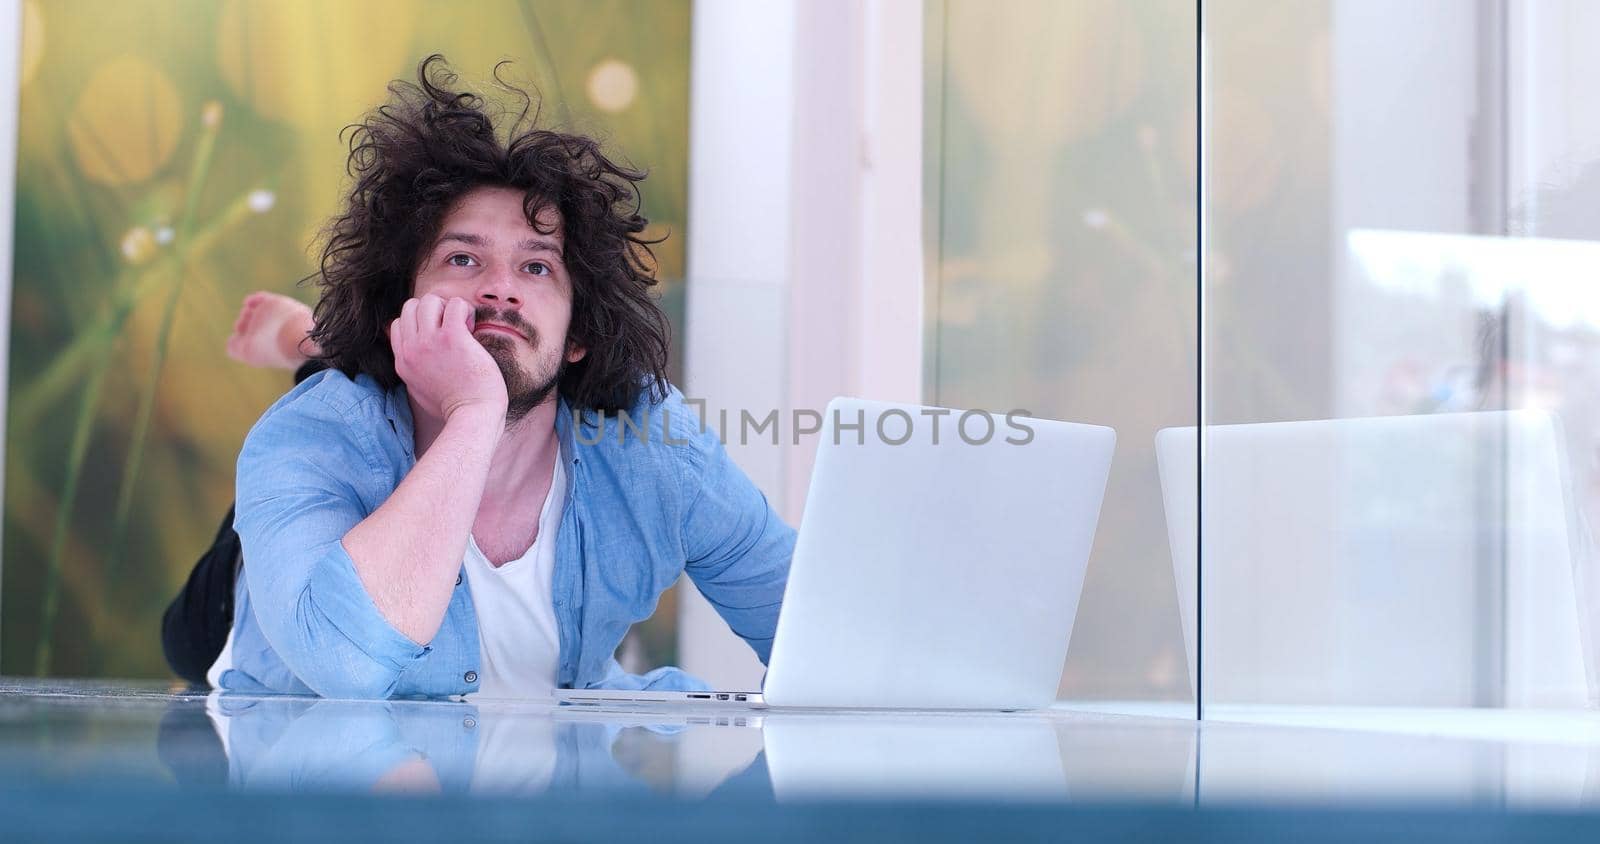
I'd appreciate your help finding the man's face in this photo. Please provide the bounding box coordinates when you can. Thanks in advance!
[412,186,586,421]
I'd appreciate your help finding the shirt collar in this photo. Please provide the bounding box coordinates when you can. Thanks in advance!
[380,380,417,461]
[555,395,577,465]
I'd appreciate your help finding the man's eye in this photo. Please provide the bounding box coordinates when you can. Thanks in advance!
[525,262,550,276]
[447,254,474,267]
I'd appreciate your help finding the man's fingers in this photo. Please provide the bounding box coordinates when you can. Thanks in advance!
[398,297,419,334]
[443,297,474,336]
[415,294,446,334]
[387,317,406,363]
[390,298,418,362]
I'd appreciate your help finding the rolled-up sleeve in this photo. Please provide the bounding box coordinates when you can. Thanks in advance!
[677,414,796,664]
[234,393,427,699]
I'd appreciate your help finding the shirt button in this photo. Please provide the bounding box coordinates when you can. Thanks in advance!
[465,671,478,684]
[455,573,463,586]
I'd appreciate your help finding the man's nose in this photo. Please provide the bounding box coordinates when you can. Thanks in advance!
[474,271,521,307]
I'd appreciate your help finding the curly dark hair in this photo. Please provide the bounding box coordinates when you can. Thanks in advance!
[306,54,670,414]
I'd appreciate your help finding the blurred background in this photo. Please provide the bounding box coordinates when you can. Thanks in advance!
[6,0,1600,718]
[3,0,690,679]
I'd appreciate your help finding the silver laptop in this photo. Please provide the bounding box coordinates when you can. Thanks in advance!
[558,396,1116,710]
[1155,409,1591,708]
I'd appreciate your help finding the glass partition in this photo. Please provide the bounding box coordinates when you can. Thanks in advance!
[925,0,1198,708]
[1201,0,1599,712]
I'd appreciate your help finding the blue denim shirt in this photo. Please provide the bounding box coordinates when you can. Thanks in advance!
[223,369,795,699]
[209,694,699,795]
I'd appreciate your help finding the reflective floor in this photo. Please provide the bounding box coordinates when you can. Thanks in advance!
[6,679,1600,840]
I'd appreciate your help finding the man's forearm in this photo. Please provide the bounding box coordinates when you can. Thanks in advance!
[341,407,501,644]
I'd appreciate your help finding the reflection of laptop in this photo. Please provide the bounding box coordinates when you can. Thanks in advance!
[1155,410,1591,707]
[550,706,764,730]
[558,396,1116,710]
[762,712,1068,801]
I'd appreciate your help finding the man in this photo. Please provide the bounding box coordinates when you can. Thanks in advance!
[218,56,794,699]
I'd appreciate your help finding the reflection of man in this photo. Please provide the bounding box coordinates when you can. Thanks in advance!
[183,695,767,797]
[217,55,793,699]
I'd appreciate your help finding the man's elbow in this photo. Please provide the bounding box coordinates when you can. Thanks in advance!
[283,642,405,700]
[283,591,412,700]
[299,664,403,700]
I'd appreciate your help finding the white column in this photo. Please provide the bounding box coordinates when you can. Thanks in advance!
[679,0,924,688]
[680,0,800,689]
[783,0,924,514]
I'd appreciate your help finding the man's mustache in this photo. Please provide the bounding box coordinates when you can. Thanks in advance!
[472,306,536,344]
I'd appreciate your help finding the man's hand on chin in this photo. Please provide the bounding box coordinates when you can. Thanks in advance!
[389,294,509,426]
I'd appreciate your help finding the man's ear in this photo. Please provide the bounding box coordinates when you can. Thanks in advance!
[566,341,587,364]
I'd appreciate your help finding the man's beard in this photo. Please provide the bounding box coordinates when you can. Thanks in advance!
[467,305,560,425]
[473,306,563,424]
[477,334,562,425]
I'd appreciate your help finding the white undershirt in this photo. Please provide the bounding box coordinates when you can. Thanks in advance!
[462,456,565,700]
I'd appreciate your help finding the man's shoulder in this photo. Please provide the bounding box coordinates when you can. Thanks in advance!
[290,367,388,415]
[236,368,412,508]
[246,367,392,447]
